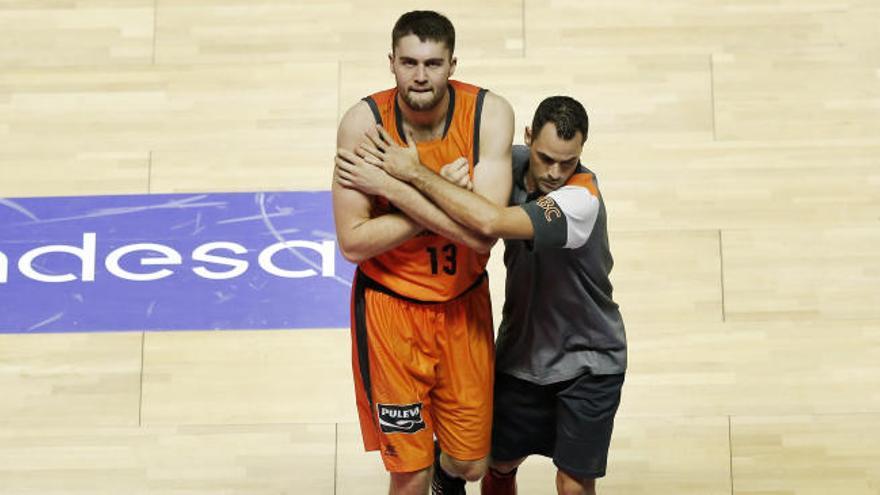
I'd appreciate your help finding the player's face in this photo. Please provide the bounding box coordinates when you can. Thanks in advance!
[389,34,456,111]
[525,123,584,194]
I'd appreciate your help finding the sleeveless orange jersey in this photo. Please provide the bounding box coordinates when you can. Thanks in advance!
[360,80,490,302]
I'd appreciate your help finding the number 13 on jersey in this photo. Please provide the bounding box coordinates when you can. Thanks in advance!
[426,244,457,275]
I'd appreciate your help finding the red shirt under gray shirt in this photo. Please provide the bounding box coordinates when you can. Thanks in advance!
[495,145,627,385]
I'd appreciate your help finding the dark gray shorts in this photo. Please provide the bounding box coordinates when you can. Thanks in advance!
[491,371,625,479]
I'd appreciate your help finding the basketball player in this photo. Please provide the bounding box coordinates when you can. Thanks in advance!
[331,10,514,495]
[336,96,626,495]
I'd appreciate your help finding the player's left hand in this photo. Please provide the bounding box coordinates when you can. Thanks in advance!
[358,125,422,182]
[334,148,390,196]
[439,157,472,190]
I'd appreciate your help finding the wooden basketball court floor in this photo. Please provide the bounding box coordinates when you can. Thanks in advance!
[1,1,879,493]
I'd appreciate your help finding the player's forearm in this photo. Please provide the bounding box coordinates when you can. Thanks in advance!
[409,166,504,238]
[381,178,493,253]
[337,212,423,263]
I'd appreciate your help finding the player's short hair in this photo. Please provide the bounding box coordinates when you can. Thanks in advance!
[532,96,589,144]
[392,10,456,57]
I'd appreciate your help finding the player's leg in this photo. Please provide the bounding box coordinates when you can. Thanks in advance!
[437,452,488,482]
[432,449,485,495]
[390,468,432,495]
[351,276,440,485]
[430,280,495,493]
[350,278,382,453]
[552,372,625,495]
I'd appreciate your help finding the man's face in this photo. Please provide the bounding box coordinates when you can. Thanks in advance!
[389,34,456,111]
[525,123,584,194]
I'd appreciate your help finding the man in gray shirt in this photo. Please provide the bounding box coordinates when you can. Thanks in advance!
[335,96,626,495]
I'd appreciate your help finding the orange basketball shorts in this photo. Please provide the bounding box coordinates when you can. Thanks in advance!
[350,271,495,473]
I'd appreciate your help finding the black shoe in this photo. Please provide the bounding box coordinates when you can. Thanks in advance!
[431,443,466,495]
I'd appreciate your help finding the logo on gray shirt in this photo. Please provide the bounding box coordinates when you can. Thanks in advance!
[535,196,562,222]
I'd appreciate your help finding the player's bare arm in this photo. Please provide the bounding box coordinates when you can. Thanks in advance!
[359,94,533,240]
[332,101,424,262]
[335,147,492,253]
[333,102,492,262]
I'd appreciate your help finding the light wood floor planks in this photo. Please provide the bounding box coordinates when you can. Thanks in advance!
[1,1,879,493]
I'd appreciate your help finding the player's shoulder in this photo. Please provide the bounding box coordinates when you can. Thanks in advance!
[481,91,513,119]
[340,100,375,128]
[337,100,377,147]
[477,91,514,146]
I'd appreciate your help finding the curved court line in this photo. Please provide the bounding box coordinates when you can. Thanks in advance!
[256,192,352,288]
[217,208,294,225]
[0,198,40,222]
[260,227,300,236]
[12,195,227,226]
[27,312,65,332]
[310,230,336,240]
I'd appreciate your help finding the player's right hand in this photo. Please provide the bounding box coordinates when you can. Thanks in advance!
[439,158,472,190]
[335,148,390,196]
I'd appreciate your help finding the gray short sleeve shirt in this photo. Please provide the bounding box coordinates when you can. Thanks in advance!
[496,145,627,384]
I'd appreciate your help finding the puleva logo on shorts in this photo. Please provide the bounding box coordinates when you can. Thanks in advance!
[377,402,426,434]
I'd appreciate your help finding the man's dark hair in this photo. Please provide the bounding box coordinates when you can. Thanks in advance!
[392,10,455,56]
[531,96,589,143]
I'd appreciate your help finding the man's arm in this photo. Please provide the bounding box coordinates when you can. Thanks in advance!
[332,102,492,262]
[408,167,534,239]
[398,92,533,239]
[452,92,524,237]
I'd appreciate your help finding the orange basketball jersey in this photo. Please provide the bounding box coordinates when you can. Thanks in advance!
[359,80,490,302]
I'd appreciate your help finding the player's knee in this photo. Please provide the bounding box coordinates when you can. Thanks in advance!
[460,462,488,482]
[446,456,488,482]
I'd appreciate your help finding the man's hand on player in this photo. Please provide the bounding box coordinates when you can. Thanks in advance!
[335,148,390,196]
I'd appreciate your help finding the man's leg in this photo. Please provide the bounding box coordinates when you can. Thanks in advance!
[552,373,624,495]
[480,457,524,495]
[481,367,561,495]
[390,468,432,495]
[555,470,596,495]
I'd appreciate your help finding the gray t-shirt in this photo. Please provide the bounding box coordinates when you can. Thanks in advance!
[495,145,627,384]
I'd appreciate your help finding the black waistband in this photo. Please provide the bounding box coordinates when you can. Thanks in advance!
[355,270,487,305]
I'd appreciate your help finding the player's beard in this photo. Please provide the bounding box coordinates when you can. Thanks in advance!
[401,86,446,111]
